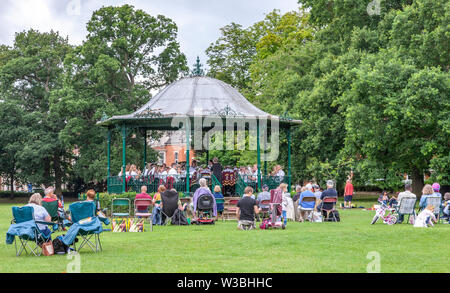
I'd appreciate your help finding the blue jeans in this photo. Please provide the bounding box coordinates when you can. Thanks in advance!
[152,207,161,225]
[282,210,287,226]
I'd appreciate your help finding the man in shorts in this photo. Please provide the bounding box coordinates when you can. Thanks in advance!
[344,179,354,209]
[236,186,259,230]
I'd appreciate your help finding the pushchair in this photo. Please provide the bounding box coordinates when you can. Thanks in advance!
[193,193,216,225]
[260,189,285,230]
[371,201,397,225]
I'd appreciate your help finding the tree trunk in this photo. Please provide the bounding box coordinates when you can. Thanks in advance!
[10,172,14,200]
[53,153,63,196]
[411,167,424,196]
[43,158,51,188]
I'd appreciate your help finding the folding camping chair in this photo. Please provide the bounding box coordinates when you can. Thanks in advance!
[225,199,239,221]
[134,198,153,231]
[42,200,67,230]
[420,196,441,222]
[321,197,338,222]
[298,196,317,222]
[8,206,55,256]
[258,199,271,220]
[111,198,131,218]
[160,190,180,225]
[395,197,417,224]
[68,201,103,253]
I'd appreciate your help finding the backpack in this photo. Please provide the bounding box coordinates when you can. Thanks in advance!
[260,218,270,229]
[329,210,340,222]
[53,236,68,254]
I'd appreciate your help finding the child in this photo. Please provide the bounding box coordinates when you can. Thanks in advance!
[213,185,224,217]
[378,191,389,205]
[414,205,436,228]
[442,193,450,223]
[280,183,290,226]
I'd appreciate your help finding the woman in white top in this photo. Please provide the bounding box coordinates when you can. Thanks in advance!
[26,193,52,237]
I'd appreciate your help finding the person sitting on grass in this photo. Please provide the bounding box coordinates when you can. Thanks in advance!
[414,205,437,228]
[26,193,52,239]
[236,186,259,230]
[378,191,390,205]
[442,193,450,223]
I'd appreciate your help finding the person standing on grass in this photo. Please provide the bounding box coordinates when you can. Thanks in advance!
[236,186,259,230]
[344,178,354,209]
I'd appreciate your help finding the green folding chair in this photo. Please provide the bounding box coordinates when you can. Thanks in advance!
[9,206,55,256]
[215,198,225,221]
[111,198,131,218]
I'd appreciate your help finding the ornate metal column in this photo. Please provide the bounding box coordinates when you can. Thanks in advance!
[185,118,191,196]
[257,121,262,192]
[121,125,127,193]
[107,129,111,193]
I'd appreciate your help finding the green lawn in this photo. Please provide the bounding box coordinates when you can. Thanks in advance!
[0,198,448,273]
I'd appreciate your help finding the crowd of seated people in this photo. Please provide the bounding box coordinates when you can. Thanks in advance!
[114,157,288,196]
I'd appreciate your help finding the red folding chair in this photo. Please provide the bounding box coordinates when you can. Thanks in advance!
[226,199,240,220]
[134,199,153,231]
[321,197,338,222]
[259,199,271,219]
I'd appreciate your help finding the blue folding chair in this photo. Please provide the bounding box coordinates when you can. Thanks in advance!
[6,206,55,256]
[66,201,103,253]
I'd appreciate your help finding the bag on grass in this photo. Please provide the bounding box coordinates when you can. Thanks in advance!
[42,241,54,256]
[310,211,322,223]
[53,236,68,254]
[329,210,340,222]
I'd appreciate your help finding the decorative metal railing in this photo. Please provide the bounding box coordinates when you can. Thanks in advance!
[235,174,291,195]
[107,174,222,197]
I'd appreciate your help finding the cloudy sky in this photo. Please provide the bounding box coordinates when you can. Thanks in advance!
[0,0,300,69]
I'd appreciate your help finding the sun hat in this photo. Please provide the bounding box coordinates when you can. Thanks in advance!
[432,183,440,191]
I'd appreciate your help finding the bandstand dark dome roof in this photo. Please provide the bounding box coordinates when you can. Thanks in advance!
[98,76,301,129]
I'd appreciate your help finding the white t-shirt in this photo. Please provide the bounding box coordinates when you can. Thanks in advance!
[168,168,178,176]
[414,209,436,228]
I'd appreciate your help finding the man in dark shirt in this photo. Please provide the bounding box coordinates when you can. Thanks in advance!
[236,186,259,230]
[317,180,338,212]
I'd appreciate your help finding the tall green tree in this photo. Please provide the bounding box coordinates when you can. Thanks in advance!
[0,29,72,195]
[52,5,188,185]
